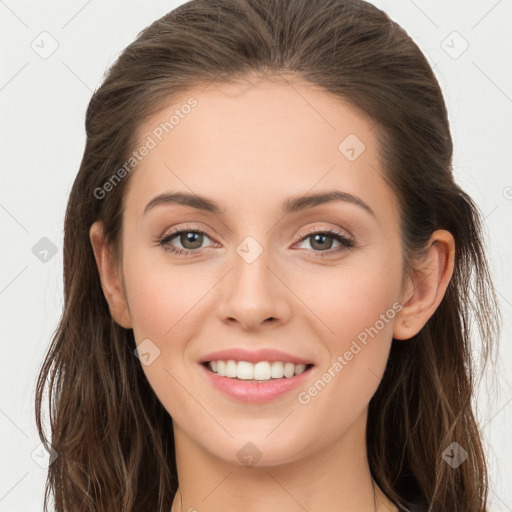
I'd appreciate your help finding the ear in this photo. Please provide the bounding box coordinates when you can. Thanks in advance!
[89,221,132,329]
[393,230,455,340]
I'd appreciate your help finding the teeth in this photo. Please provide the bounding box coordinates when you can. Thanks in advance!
[254,361,271,380]
[237,361,253,380]
[226,360,237,378]
[284,362,295,378]
[271,361,284,378]
[207,360,309,381]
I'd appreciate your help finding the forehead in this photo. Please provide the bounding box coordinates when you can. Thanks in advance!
[136,74,375,155]
[125,75,397,224]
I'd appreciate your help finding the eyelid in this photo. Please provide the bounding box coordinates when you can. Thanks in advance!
[159,223,217,242]
[159,223,352,243]
[294,224,354,244]
[158,223,355,257]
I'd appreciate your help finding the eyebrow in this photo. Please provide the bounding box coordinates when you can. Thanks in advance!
[143,190,375,217]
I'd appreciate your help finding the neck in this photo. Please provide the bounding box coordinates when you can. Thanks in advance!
[170,409,396,512]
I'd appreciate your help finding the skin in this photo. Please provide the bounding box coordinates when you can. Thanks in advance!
[90,73,455,512]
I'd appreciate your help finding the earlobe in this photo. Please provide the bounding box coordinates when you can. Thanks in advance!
[89,221,133,329]
[393,230,455,340]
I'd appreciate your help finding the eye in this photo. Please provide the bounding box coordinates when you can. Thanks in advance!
[294,227,354,257]
[158,226,217,256]
[157,225,355,258]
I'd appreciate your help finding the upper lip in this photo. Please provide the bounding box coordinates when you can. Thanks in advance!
[199,348,314,366]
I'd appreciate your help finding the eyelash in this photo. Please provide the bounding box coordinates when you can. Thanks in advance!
[157,225,355,258]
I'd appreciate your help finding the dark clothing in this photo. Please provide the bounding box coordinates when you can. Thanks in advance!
[398,502,429,512]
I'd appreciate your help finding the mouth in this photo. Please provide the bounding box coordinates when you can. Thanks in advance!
[202,360,315,382]
[199,357,315,403]
[198,348,316,402]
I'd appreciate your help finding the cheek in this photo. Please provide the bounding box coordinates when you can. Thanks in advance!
[122,254,216,404]
[295,257,401,351]
[335,274,398,349]
[123,252,210,340]
[291,310,398,451]
[121,255,208,414]
[291,254,402,410]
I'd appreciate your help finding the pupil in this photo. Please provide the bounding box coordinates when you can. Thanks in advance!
[182,232,203,249]
[312,234,332,250]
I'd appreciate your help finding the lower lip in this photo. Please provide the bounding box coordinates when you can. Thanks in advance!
[200,364,314,403]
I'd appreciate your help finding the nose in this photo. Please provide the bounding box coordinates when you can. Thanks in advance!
[216,244,292,331]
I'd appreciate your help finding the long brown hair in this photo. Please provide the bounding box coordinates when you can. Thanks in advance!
[35,0,500,510]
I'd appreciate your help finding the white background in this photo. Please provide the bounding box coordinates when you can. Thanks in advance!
[0,0,511,510]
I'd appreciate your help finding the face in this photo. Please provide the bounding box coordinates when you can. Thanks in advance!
[112,75,408,466]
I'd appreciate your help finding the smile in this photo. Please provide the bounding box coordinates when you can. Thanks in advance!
[200,361,315,403]
[205,360,312,381]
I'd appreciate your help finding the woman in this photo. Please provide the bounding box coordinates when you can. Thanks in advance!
[35,0,500,511]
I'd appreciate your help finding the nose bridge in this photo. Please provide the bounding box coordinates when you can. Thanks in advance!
[217,233,291,329]
[232,235,276,303]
